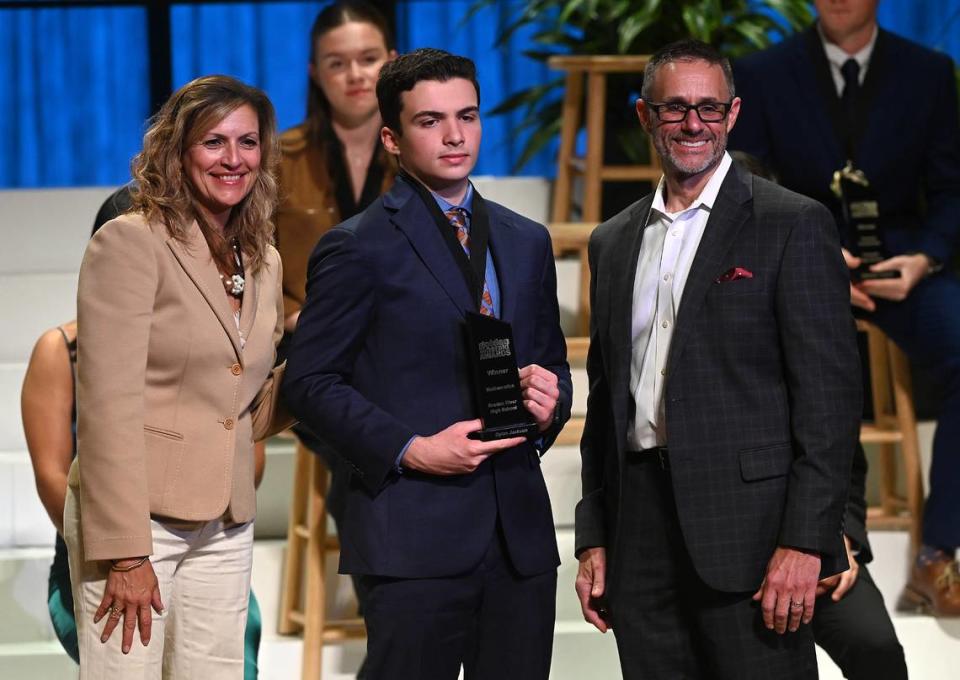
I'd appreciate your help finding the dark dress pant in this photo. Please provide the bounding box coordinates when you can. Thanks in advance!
[358,523,557,680]
[608,454,818,680]
[812,564,907,680]
[867,272,960,549]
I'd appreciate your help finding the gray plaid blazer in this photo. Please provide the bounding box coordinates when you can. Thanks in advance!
[575,161,862,592]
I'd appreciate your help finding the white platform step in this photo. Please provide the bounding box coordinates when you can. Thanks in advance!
[3,530,958,678]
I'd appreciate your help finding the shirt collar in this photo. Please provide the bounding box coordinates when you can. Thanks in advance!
[650,152,733,220]
[818,21,878,78]
[432,181,474,216]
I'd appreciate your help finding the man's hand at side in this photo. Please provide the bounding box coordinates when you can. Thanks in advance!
[816,535,859,602]
[575,547,611,633]
[400,420,524,475]
[519,364,560,432]
[752,546,821,634]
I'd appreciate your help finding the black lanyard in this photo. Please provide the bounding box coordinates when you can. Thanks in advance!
[397,170,490,311]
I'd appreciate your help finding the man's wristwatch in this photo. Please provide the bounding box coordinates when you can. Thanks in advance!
[924,254,944,276]
[912,252,944,276]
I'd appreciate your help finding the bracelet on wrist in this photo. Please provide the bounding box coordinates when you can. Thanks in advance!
[110,556,148,572]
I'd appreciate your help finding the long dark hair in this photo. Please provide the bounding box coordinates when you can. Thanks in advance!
[305,0,395,144]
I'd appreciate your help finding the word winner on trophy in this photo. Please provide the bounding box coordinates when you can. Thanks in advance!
[831,162,899,281]
[464,312,539,441]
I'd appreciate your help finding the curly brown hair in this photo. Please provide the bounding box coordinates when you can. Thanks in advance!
[130,75,279,274]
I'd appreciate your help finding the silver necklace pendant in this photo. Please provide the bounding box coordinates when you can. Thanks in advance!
[226,273,245,296]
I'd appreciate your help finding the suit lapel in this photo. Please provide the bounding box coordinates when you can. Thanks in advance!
[666,166,752,377]
[488,213,517,324]
[608,199,652,440]
[238,254,259,348]
[797,28,847,163]
[853,30,891,163]
[385,182,474,315]
[166,221,243,359]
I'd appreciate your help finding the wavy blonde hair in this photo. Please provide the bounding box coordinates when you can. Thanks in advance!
[130,75,279,274]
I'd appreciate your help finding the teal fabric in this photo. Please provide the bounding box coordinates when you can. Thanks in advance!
[48,581,79,664]
[244,590,262,680]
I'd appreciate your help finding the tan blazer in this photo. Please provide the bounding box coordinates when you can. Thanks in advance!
[72,213,288,561]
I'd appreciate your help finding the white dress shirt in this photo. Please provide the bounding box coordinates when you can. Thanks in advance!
[627,152,733,451]
[818,21,878,96]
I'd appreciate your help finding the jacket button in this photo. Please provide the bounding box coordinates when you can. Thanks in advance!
[231,363,242,376]
[224,418,235,430]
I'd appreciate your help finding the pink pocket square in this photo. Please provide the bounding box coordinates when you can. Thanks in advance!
[715,266,754,283]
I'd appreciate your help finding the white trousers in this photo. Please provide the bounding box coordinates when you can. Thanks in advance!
[64,486,253,679]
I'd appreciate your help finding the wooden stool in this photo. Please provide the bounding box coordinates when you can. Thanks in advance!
[278,441,365,679]
[857,320,924,553]
[548,55,659,223]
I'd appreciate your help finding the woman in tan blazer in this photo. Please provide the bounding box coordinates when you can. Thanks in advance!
[66,75,290,679]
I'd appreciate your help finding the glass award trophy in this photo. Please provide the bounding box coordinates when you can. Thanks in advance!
[464,312,540,441]
[831,161,899,280]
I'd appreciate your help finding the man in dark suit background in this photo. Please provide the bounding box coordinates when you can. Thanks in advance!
[574,40,861,679]
[282,48,571,679]
[730,0,960,617]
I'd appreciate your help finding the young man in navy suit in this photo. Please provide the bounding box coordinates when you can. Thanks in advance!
[282,48,571,679]
[731,0,960,619]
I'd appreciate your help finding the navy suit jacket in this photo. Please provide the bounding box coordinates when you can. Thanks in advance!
[282,177,571,579]
[730,27,960,264]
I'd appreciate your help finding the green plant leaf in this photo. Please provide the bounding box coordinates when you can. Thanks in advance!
[730,21,770,51]
[616,0,661,53]
[514,118,564,172]
[761,0,815,31]
[487,78,565,116]
[558,0,590,24]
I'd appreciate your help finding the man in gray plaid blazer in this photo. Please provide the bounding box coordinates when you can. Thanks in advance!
[574,39,862,679]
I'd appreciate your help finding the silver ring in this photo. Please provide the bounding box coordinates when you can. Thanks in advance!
[789,600,803,609]
[108,606,123,619]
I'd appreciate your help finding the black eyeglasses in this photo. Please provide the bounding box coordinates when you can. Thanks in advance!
[645,101,733,123]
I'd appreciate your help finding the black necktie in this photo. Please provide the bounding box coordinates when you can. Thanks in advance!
[840,58,860,156]
[841,58,861,111]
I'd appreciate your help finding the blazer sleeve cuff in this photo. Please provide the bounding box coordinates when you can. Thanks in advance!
[574,489,607,557]
[81,533,154,563]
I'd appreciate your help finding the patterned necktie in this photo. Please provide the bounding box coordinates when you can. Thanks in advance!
[445,207,495,317]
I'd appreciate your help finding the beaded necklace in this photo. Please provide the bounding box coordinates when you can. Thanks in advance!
[219,237,245,298]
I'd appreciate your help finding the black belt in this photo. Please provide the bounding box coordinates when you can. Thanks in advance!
[628,446,669,470]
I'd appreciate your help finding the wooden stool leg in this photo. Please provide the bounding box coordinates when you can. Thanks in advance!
[302,454,330,680]
[889,339,924,555]
[551,71,583,223]
[878,443,898,517]
[865,326,898,515]
[278,444,311,635]
[582,70,607,223]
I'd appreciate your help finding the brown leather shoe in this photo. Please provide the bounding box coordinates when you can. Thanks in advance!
[898,556,960,617]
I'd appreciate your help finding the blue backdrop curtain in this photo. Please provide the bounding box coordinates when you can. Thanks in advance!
[1,0,959,188]
[0,4,148,187]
